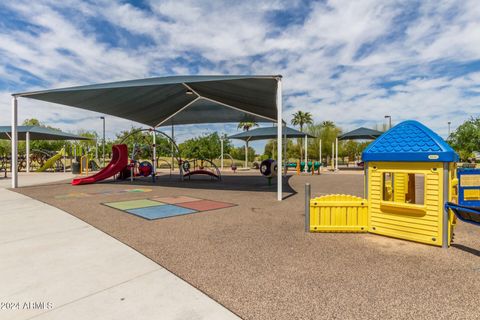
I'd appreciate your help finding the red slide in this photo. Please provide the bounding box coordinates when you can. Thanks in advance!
[72,144,129,185]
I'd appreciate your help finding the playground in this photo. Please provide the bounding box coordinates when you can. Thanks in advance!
[3,75,479,319]
[12,170,480,320]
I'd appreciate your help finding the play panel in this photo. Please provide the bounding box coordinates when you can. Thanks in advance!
[104,196,236,220]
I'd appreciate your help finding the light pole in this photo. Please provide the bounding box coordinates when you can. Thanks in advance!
[95,132,98,162]
[100,116,105,167]
[447,122,451,137]
[384,115,392,130]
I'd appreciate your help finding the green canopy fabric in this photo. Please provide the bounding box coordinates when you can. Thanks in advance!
[338,127,383,140]
[0,126,91,141]
[14,75,281,127]
[228,126,315,141]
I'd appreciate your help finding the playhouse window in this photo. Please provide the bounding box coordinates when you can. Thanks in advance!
[382,172,425,205]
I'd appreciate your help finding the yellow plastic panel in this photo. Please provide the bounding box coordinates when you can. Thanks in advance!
[368,162,445,246]
[310,194,368,232]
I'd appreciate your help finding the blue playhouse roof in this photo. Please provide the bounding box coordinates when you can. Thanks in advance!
[362,120,459,162]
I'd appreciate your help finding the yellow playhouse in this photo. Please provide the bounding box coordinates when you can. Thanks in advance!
[309,120,460,248]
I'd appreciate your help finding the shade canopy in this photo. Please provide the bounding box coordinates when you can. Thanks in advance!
[228,126,315,142]
[338,127,383,140]
[14,75,281,127]
[0,126,91,141]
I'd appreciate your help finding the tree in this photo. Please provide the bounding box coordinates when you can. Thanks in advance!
[291,111,313,159]
[263,138,296,160]
[179,132,226,161]
[305,121,342,164]
[448,117,480,161]
[230,146,255,162]
[23,118,42,126]
[237,121,258,132]
[237,121,259,168]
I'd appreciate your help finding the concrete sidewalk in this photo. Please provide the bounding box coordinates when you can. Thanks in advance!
[0,174,239,320]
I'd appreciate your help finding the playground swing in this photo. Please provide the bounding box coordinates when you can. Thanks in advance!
[220,153,237,173]
[181,158,221,180]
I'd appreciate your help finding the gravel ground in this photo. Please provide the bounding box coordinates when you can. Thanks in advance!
[14,172,480,320]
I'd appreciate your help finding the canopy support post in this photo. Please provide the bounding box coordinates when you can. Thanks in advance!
[152,128,156,182]
[319,139,322,171]
[245,140,248,169]
[283,122,287,177]
[26,131,30,173]
[63,144,66,173]
[335,137,339,171]
[171,124,175,170]
[304,134,308,172]
[220,138,224,171]
[11,96,18,188]
[276,78,283,201]
[331,142,334,170]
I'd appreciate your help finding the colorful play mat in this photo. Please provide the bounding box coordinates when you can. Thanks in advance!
[103,196,236,220]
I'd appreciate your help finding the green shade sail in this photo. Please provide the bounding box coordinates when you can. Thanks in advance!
[338,127,383,140]
[228,126,315,141]
[14,75,281,127]
[0,126,91,140]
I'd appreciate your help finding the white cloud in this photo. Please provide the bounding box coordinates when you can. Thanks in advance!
[0,0,478,151]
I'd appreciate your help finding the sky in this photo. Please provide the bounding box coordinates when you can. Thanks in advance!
[0,0,479,152]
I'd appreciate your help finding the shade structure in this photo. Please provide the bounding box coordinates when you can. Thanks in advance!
[13,75,281,127]
[0,126,91,140]
[338,127,383,140]
[11,75,284,200]
[229,126,315,173]
[228,126,315,141]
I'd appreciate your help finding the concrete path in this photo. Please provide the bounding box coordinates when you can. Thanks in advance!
[0,173,240,320]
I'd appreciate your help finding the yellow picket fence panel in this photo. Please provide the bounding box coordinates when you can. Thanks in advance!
[310,194,368,232]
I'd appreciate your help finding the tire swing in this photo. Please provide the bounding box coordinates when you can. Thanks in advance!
[260,159,277,185]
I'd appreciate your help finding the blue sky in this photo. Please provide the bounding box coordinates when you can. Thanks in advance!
[0,0,479,152]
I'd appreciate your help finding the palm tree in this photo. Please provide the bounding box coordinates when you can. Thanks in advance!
[291,111,313,160]
[322,120,335,128]
[237,121,258,132]
[237,121,258,168]
[292,111,314,132]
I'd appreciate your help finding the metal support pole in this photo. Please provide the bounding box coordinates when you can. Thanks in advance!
[319,139,322,171]
[276,77,283,201]
[442,163,449,248]
[100,116,105,167]
[305,183,311,232]
[26,131,30,173]
[245,140,248,168]
[335,137,339,171]
[304,134,308,172]
[95,136,98,162]
[11,96,18,188]
[171,124,175,170]
[331,142,334,170]
[283,122,287,177]
[63,144,66,173]
[152,128,156,180]
[220,139,224,171]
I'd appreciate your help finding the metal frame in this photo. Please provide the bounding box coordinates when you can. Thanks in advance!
[11,97,18,188]
[276,78,283,201]
[303,134,308,173]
